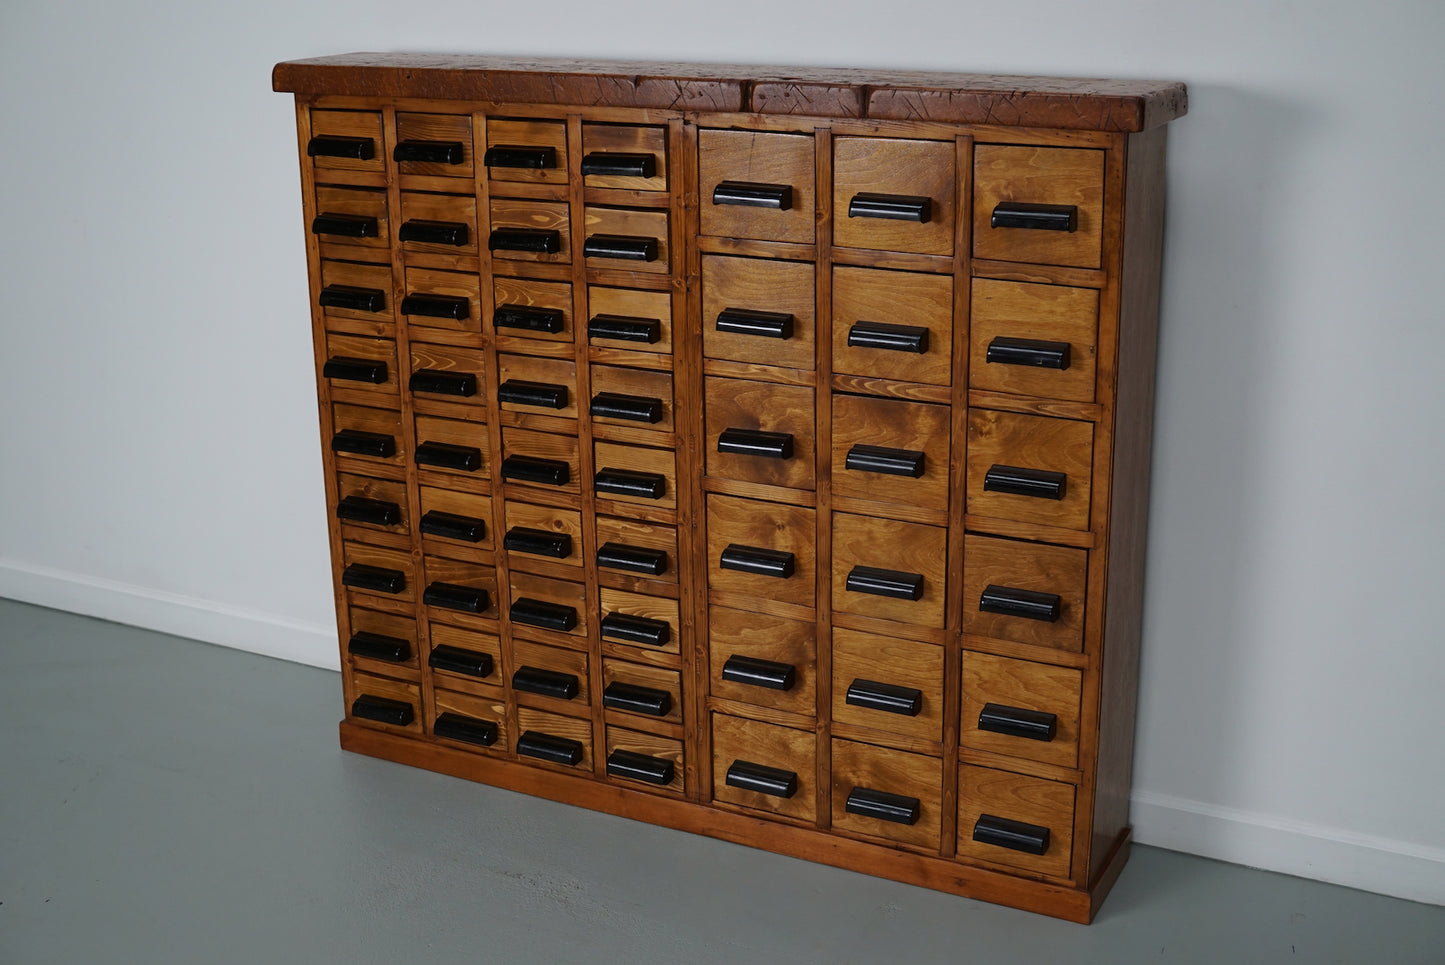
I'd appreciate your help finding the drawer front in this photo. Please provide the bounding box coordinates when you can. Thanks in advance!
[497,353,579,420]
[485,118,568,184]
[395,112,474,178]
[961,534,1087,652]
[599,588,680,656]
[833,137,955,256]
[417,487,493,553]
[583,206,670,274]
[706,494,817,611]
[606,726,685,794]
[341,542,415,603]
[421,557,499,619]
[831,629,944,744]
[958,765,1075,879]
[414,414,488,480]
[589,364,674,434]
[831,395,950,512]
[702,255,815,371]
[831,739,942,850]
[331,403,404,470]
[399,191,478,256]
[346,669,422,734]
[403,267,482,334]
[494,276,574,344]
[831,513,947,628]
[969,280,1099,403]
[515,706,593,771]
[582,123,668,191]
[602,659,683,726]
[708,607,816,718]
[323,333,399,399]
[336,473,410,541]
[428,622,503,691]
[409,342,485,407]
[698,129,815,244]
[509,572,588,644]
[831,266,953,385]
[430,688,507,752]
[319,260,393,329]
[973,145,1104,269]
[704,378,816,491]
[503,502,584,569]
[489,199,571,264]
[961,652,1082,768]
[593,441,677,509]
[308,109,383,174]
[511,636,591,712]
[345,606,419,676]
[313,185,389,258]
[966,410,1094,532]
[594,516,678,584]
[586,286,673,356]
[500,428,580,495]
[711,714,816,821]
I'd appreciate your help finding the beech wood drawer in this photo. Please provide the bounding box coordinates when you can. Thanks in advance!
[430,688,506,752]
[833,137,955,256]
[511,636,591,713]
[503,502,584,569]
[973,145,1105,270]
[970,279,1099,403]
[832,513,947,628]
[395,111,474,178]
[958,764,1075,879]
[701,255,815,371]
[345,606,419,676]
[712,714,816,822]
[708,607,816,718]
[831,395,950,512]
[961,651,1082,769]
[308,109,383,174]
[346,669,422,735]
[706,494,817,611]
[704,377,816,492]
[966,410,1094,532]
[831,739,943,850]
[515,706,592,771]
[699,129,815,244]
[403,267,481,334]
[831,628,944,744]
[581,123,668,191]
[961,534,1087,652]
[497,353,579,420]
[606,726,685,794]
[831,266,953,386]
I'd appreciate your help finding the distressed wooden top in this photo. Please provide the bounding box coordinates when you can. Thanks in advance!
[273,54,1187,132]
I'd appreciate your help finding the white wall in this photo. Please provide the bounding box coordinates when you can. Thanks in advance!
[2,0,1441,906]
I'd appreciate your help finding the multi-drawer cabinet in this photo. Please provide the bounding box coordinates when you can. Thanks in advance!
[274,55,1186,922]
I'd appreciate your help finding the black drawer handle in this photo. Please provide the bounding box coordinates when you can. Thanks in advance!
[991,201,1077,232]
[428,645,493,678]
[590,392,663,424]
[423,582,490,614]
[979,585,1062,622]
[848,321,928,354]
[401,293,470,320]
[504,526,573,559]
[399,219,469,247]
[307,135,374,160]
[717,428,793,460]
[318,285,385,313]
[498,379,569,410]
[433,712,497,747]
[495,304,565,334]
[846,787,921,826]
[311,213,378,238]
[606,749,674,785]
[489,228,562,254]
[983,465,1066,500]
[512,665,580,700]
[335,495,401,527]
[973,814,1050,856]
[330,429,395,459]
[595,468,666,500]
[716,308,793,340]
[517,731,583,766]
[848,192,931,223]
[415,441,482,473]
[845,444,925,478]
[596,542,668,577]
[603,681,672,717]
[510,597,579,632]
[409,369,477,397]
[351,694,412,727]
[725,760,797,798]
[720,545,795,579]
[501,455,570,487]
[419,510,485,543]
[581,152,657,179]
[845,679,923,716]
[721,655,795,691]
[584,234,659,262]
[978,703,1059,742]
[484,145,557,170]
[600,612,671,647]
[846,565,924,601]
[712,180,792,210]
[324,356,389,385]
[347,630,410,663]
[588,313,661,344]
[393,140,464,165]
[987,336,1071,370]
[341,563,405,595]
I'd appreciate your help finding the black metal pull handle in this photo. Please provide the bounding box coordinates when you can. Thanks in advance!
[584,234,658,262]
[712,180,792,210]
[341,564,405,595]
[848,321,929,353]
[720,545,795,579]
[596,542,668,577]
[311,213,378,238]
[347,630,410,663]
[336,495,401,527]
[717,428,793,460]
[399,219,469,247]
[595,468,666,500]
[498,379,568,410]
[415,442,482,473]
[588,313,661,344]
[603,681,672,717]
[846,787,921,826]
[991,201,1077,232]
[510,597,579,632]
[590,392,663,424]
[351,694,412,726]
[987,336,1071,370]
[848,192,931,223]
[308,135,374,160]
[423,582,490,614]
[983,465,1067,500]
[607,749,674,785]
[973,814,1050,856]
[517,731,584,766]
[716,308,793,340]
[721,655,795,691]
[512,665,580,700]
[581,152,657,179]
[846,565,924,601]
[489,228,562,254]
[330,429,396,459]
[600,612,671,647]
[428,645,493,678]
[401,293,470,321]
[495,304,565,334]
[483,145,557,169]
[845,444,925,478]
[393,140,464,165]
[979,585,1062,622]
[318,285,385,313]
[500,455,570,487]
[324,356,389,385]
[419,510,485,543]
[845,679,923,716]
[409,369,477,397]
[725,760,797,798]
[978,703,1059,742]
[504,526,573,559]
[433,712,497,747]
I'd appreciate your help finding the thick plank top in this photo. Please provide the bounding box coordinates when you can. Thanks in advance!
[273,54,1186,132]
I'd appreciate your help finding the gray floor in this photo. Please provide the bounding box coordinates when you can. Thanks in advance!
[2,599,1441,964]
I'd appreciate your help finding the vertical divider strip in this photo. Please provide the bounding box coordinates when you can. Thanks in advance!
[812,125,835,829]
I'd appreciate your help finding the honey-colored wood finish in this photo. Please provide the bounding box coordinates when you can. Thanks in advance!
[830,738,943,850]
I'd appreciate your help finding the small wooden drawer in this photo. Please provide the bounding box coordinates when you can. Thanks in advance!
[308,109,384,174]
[402,266,482,334]
[427,622,503,690]
[602,659,682,726]
[485,118,568,185]
[515,706,592,771]
[511,637,591,712]
[322,333,398,400]
[346,669,422,735]
[708,607,816,718]
[421,557,498,619]
[831,513,947,628]
[833,137,955,256]
[594,515,678,584]
[488,199,571,264]
[969,280,1099,403]
[414,414,488,479]
[966,409,1094,532]
[497,353,579,419]
[335,473,410,541]
[712,714,816,822]
[583,206,670,274]
[582,123,668,191]
[831,395,950,512]
[594,441,677,509]
[319,260,393,328]
[587,286,673,356]
[418,487,493,553]
[398,191,478,255]
[831,739,942,850]
[345,606,419,676]
[331,403,404,469]
[704,377,816,491]
[493,276,574,344]
[961,534,1087,652]
[958,765,1075,879]
[510,572,588,644]
[701,255,815,371]
[600,588,680,655]
[961,652,1082,769]
[698,129,815,244]
[605,727,685,794]
[395,112,474,178]
[409,342,486,406]
[504,502,584,568]
[973,145,1105,270]
[832,266,953,386]
[706,495,817,611]
[831,628,944,744]
[500,428,580,494]
[589,364,674,433]
[341,541,414,602]
[312,185,389,257]
[430,687,506,752]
